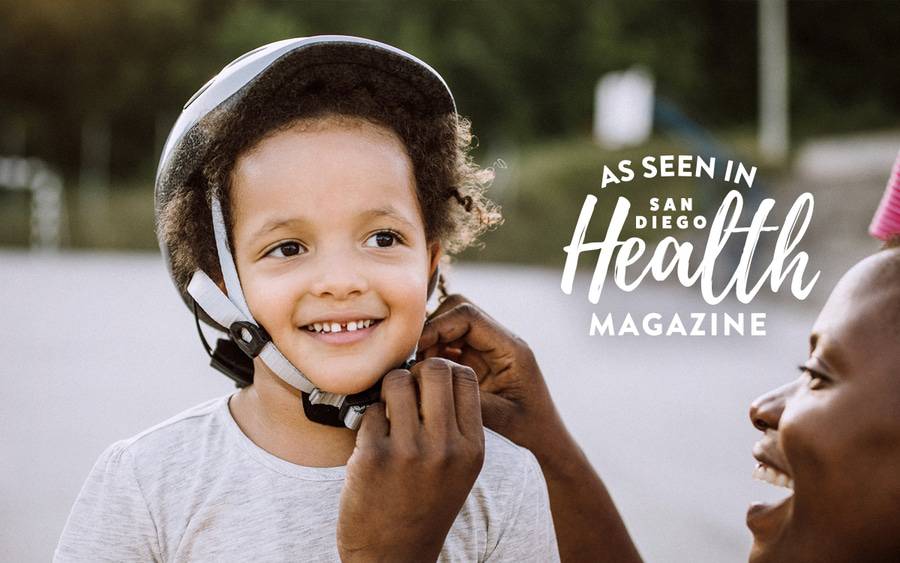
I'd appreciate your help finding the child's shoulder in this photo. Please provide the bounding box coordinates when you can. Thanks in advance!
[449,428,558,560]
[482,426,534,464]
[104,395,230,468]
[478,427,543,490]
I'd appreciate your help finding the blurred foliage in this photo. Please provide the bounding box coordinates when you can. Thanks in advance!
[0,180,156,249]
[2,0,900,181]
[1,0,899,255]
[460,136,698,266]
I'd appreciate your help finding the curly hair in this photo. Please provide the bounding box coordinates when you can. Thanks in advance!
[157,59,501,293]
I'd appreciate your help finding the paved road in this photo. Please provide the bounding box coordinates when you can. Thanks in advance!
[1,251,834,562]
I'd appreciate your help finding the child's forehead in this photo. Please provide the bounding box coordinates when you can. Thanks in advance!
[230,123,424,234]
[238,116,409,171]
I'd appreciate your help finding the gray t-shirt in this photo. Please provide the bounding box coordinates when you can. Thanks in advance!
[55,395,559,562]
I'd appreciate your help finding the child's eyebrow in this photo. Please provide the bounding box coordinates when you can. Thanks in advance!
[250,217,310,241]
[361,206,418,231]
[249,206,417,242]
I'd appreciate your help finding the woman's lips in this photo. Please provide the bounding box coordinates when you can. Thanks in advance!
[748,430,795,539]
[747,458,795,538]
[752,430,793,480]
[302,319,381,345]
[747,489,793,537]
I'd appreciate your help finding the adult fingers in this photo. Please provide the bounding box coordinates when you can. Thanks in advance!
[427,293,472,320]
[452,363,483,440]
[410,358,456,436]
[380,369,420,443]
[419,302,505,354]
[454,347,491,380]
[422,344,491,380]
[357,402,388,445]
[431,294,499,324]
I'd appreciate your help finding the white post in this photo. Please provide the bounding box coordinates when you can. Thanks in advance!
[759,0,789,164]
[594,67,655,150]
[31,168,64,250]
[0,156,65,251]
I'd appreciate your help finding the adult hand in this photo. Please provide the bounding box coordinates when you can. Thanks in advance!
[417,295,567,463]
[337,358,485,563]
[418,295,642,563]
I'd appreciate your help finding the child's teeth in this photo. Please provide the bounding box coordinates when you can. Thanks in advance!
[307,319,377,333]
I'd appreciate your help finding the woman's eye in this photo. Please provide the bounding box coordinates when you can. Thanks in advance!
[266,241,304,258]
[365,231,400,248]
[798,366,829,390]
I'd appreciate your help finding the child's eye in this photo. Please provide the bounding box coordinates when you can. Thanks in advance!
[364,230,402,248]
[265,241,305,258]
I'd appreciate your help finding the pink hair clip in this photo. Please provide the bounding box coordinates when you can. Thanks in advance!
[869,148,900,241]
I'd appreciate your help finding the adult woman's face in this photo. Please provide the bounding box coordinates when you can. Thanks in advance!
[747,248,900,562]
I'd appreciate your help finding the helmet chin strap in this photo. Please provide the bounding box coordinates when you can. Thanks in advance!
[186,196,414,429]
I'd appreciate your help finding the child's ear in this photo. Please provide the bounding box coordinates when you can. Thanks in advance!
[428,242,443,277]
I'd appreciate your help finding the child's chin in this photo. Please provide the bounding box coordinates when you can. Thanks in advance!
[308,369,384,396]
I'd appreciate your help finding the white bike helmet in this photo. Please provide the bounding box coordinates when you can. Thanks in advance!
[155,36,453,429]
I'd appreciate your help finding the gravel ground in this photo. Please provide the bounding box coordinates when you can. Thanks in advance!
[1,251,844,562]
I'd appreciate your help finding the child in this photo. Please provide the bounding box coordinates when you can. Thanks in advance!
[55,36,559,561]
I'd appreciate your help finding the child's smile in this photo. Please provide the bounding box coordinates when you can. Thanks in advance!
[302,317,380,340]
[229,116,440,396]
[301,316,383,346]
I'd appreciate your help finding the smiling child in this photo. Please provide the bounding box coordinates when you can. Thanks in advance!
[54,36,558,562]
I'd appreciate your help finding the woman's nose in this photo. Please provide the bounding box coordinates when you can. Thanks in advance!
[749,379,799,431]
[308,253,369,299]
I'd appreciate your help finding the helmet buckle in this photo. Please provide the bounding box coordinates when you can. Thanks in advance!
[228,321,270,357]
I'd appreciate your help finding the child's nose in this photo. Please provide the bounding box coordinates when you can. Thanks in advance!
[308,255,369,299]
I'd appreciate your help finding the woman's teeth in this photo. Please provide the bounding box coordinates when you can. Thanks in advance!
[305,319,376,333]
[753,463,794,490]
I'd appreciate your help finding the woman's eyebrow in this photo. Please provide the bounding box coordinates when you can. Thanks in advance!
[808,332,842,375]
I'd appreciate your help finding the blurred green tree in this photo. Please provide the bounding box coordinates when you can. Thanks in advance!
[0,0,897,187]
